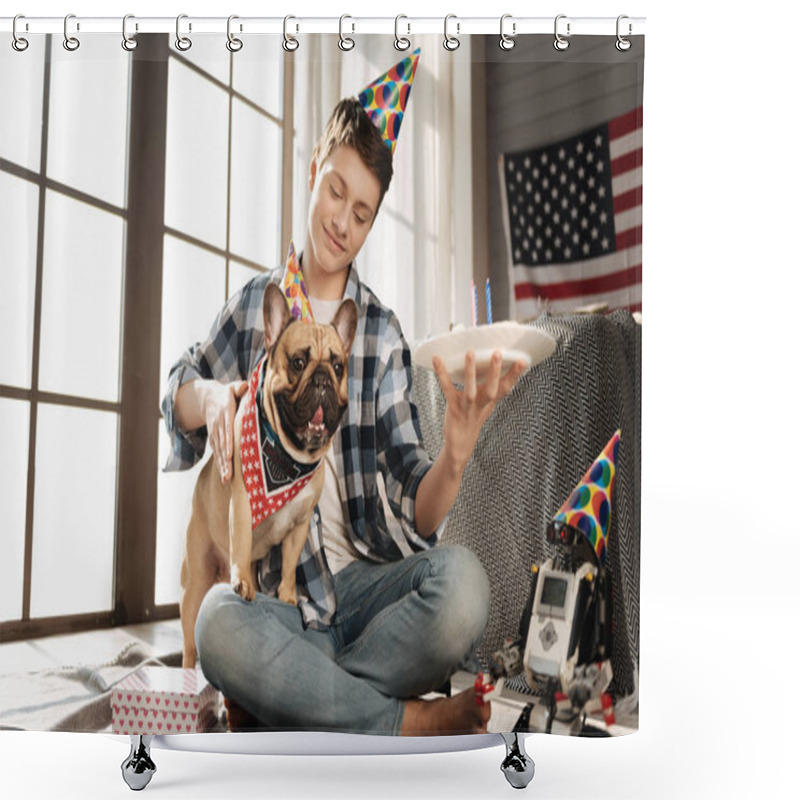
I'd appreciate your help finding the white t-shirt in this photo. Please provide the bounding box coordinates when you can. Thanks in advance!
[309,295,361,574]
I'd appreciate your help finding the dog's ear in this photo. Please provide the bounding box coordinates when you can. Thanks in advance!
[263,282,292,352]
[331,299,358,360]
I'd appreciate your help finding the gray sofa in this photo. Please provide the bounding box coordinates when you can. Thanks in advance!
[412,311,641,697]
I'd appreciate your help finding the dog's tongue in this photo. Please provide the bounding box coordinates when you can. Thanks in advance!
[312,405,324,426]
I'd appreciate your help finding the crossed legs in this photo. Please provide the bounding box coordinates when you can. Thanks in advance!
[195,544,491,735]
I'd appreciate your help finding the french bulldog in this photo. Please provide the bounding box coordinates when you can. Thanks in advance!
[180,282,357,668]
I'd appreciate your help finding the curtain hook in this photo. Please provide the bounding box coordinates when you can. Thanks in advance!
[339,14,355,51]
[443,14,460,51]
[616,15,632,51]
[227,15,243,52]
[12,14,29,52]
[63,13,80,51]
[499,14,516,51]
[175,14,192,51]
[394,14,410,51]
[122,14,138,51]
[554,14,570,51]
[283,15,299,52]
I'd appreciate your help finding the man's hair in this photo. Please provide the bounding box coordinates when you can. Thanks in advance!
[315,98,394,212]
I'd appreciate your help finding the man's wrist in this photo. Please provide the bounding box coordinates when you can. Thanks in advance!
[179,378,215,428]
[440,443,468,480]
[195,380,211,420]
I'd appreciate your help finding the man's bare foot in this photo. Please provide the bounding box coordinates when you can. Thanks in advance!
[400,687,491,736]
[224,695,262,732]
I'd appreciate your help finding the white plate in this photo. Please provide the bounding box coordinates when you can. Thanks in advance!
[413,322,557,384]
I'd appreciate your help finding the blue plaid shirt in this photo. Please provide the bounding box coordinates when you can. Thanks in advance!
[161,264,442,629]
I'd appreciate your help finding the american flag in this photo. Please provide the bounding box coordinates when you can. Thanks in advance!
[501,106,642,317]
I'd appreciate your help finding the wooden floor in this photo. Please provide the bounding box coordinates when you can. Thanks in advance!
[0,618,184,675]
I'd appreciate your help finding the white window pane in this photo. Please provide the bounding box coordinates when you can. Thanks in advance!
[165,59,229,249]
[30,404,117,618]
[155,425,211,607]
[230,99,281,266]
[0,399,30,622]
[160,235,227,401]
[0,44,44,172]
[232,42,283,118]
[0,173,38,388]
[38,191,123,402]
[47,37,130,208]
[169,38,230,86]
[228,261,263,300]
[292,144,312,251]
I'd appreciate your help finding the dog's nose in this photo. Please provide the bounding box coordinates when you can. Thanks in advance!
[313,367,332,390]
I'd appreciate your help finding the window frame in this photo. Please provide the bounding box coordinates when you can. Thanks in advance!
[0,34,295,641]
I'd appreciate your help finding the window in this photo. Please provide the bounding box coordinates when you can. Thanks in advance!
[0,34,294,638]
[1,35,128,633]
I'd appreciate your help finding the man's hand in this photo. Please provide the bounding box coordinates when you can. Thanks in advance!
[414,351,527,537]
[432,350,527,473]
[201,380,248,483]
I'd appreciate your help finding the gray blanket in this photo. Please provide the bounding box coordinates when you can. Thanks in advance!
[412,311,641,696]
[0,639,185,733]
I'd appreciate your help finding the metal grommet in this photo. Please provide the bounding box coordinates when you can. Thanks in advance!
[175,13,192,51]
[227,15,243,52]
[283,15,299,52]
[499,14,516,51]
[12,15,29,52]
[339,15,355,51]
[443,14,460,51]
[63,13,80,51]
[122,14,138,51]
[554,14,570,51]
[616,15,632,51]
[394,14,410,51]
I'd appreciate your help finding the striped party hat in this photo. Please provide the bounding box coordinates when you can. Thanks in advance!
[358,47,420,155]
[547,430,621,567]
[280,241,314,322]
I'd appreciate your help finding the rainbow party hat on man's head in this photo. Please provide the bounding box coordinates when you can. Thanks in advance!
[358,47,420,155]
[280,241,314,322]
[546,430,621,567]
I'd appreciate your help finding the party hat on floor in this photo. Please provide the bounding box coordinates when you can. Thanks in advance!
[358,48,420,155]
[547,429,621,567]
[280,241,313,322]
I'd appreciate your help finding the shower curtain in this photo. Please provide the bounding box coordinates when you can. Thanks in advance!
[0,21,643,741]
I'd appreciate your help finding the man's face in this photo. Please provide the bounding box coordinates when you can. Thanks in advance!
[306,144,382,281]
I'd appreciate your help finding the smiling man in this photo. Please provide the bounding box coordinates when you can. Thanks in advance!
[161,49,526,736]
[302,102,389,300]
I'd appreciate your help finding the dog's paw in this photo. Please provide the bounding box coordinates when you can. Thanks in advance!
[277,584,298,606]
[232,577,256,602]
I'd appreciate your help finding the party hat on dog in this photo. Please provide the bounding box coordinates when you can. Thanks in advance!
[280,241,314,322]
[358,47,420,155]
[547,430,621,567]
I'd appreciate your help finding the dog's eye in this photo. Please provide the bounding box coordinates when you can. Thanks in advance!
[291,357,306,372]
[333,363,344,378]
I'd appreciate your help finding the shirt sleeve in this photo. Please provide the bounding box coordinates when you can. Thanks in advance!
[375,326,446,550]
[160,277,264,471]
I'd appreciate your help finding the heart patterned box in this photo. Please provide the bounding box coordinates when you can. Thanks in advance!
[111,666,219,735]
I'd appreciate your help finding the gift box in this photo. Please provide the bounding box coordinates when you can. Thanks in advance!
[111,666,219,735]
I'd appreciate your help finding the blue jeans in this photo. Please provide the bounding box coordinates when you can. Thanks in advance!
[194,544,490,735]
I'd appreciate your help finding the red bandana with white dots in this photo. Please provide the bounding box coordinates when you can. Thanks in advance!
[240,356,321,529]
